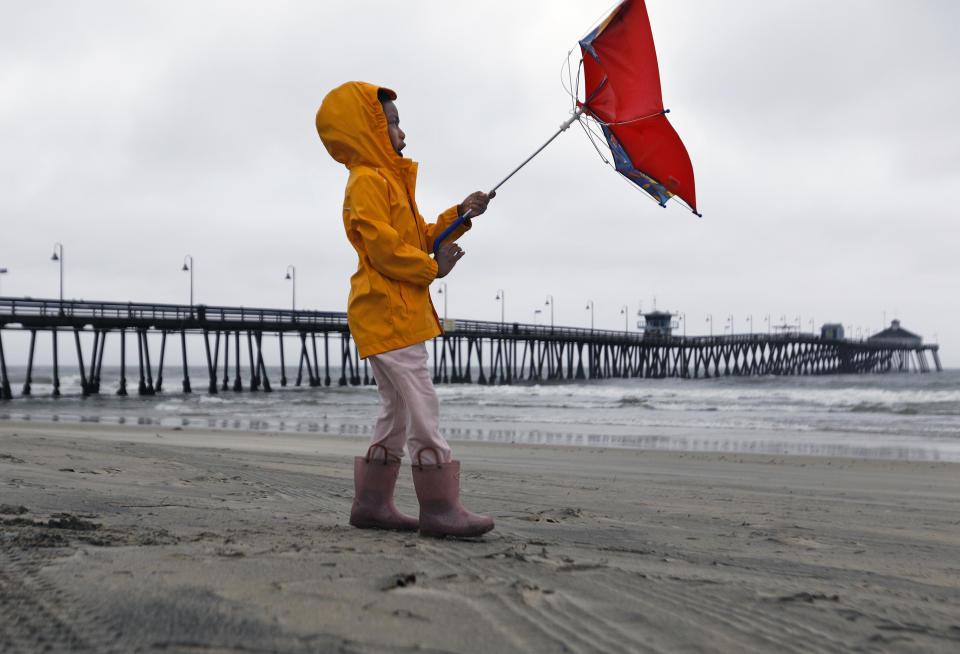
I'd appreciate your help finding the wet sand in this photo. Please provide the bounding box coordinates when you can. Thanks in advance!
[2,420,959,653]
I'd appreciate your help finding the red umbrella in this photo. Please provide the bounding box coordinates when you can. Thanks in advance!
[578,0,698,215]
[434,0,697,254]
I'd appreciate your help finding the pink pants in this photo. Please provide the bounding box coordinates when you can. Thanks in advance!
[367,342,451,465]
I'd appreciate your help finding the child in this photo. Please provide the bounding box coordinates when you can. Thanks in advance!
[316,81,495,537]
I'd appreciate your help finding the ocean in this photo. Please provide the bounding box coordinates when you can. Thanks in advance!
[2,366,959,462]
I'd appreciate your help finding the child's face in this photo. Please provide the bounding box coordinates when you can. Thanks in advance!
[382,101,405,155]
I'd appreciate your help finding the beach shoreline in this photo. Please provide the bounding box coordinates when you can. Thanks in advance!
[2,420,959,652]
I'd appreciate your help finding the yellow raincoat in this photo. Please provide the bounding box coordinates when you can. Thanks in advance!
[316,81,470,358]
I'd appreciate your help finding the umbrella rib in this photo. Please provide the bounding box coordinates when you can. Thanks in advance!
[601,108,670,127]
[578,113,692,211]
[561,51,579,114]
[579,117,612,166]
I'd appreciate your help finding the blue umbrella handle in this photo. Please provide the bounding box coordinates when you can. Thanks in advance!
[432,208,474,255]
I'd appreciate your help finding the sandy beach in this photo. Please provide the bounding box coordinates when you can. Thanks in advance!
[2,420,959,653]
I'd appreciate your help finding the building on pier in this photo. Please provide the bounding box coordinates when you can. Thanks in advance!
[638,310,676,339]
[868,320,922,346]
[820,323,844,340]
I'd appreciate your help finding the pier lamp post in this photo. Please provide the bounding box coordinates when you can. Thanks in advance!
[795,315,801,334]
[285,265,296,312]
[534,308,542,325]
[436,281,448,322]
[585,300,594,331]
[545,294,554,329]
[620,305,629,332]
[51,242,64,301]
[764,314,771,335]
[746,314,753,335]
[809,317,815,335]
[706,313,713,337]
[495,289,504,327]
[680,312,686,338]
[0,267,7,295]
[182,255,194,309]
[726,314,734,336]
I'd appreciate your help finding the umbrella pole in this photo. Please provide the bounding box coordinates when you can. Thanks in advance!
[433,108,583,254]
[489,108,583,194]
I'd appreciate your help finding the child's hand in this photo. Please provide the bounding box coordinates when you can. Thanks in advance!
[435,242,465,278]
[458,190,496,220]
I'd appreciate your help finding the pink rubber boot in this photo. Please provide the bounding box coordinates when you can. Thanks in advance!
[349,445,418,531]
[411,449,494,538]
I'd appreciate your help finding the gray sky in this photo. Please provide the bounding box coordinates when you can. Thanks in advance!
[2,0,958,366]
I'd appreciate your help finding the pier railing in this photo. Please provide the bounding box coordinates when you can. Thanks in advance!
[443,317,829,346]
[0,297,943,399]
[0,298,349,331]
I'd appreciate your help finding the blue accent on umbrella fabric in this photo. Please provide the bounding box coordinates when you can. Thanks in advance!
[579,30,602,62]
[600,124,673,206]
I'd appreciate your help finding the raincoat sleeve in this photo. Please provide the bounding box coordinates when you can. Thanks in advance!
[424,205,471,250]
[348,174,438,286]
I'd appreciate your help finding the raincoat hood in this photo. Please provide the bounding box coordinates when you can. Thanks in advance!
[316,81,400,170]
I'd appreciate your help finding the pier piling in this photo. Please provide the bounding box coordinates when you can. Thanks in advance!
[0,331,11,400]
[22,329,36,396]
[232,331,242,392]
[180,329,191,393]
[52,330,60,396]
[117,330,127,396]
[155,331,166,393]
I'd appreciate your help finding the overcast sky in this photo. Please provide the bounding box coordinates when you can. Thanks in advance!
[2,1,958,366]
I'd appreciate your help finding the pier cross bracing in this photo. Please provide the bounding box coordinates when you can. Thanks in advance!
[0,298,942,400]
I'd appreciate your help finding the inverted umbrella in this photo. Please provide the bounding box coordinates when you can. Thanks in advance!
[433,0,698,254]
[578,0,697,214]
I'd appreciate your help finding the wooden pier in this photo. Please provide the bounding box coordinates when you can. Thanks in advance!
[0,297,943,400]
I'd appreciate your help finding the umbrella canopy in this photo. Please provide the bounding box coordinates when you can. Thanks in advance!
[432,0,699,254]
[578,0,698,214]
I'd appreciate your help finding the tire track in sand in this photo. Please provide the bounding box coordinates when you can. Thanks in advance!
[416,537,652,654]
[596,563,853,653]
[0,547,123,654]
[131,444,352,512]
